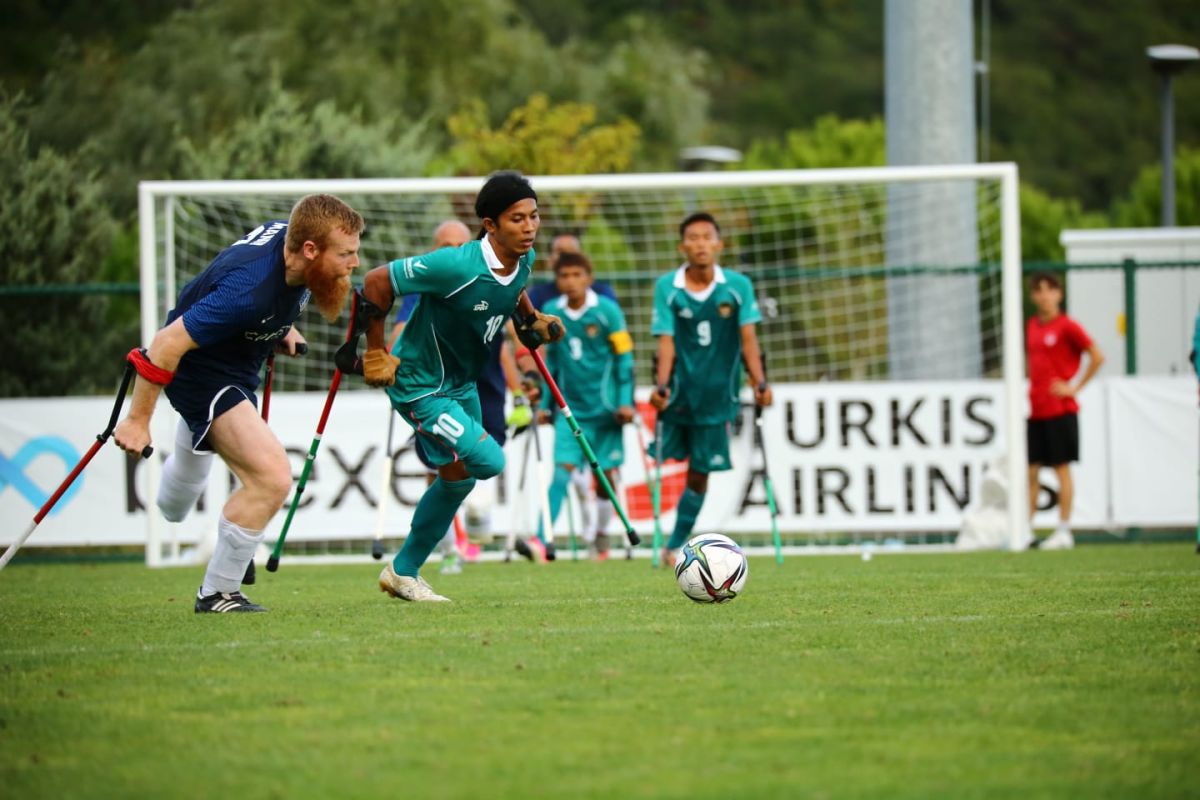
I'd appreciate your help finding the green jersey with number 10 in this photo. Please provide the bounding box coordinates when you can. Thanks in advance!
[385,237,533,404]
[650,264,762,424]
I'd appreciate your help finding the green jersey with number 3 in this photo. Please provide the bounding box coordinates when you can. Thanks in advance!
[650,264,762,424]
[541,289,634,420]
[385,237,533,404]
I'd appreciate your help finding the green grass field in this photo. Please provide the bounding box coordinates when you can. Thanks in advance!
[1,545,1197,799]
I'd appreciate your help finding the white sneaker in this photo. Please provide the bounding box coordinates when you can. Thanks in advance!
[1040,529,1075,550]
[439,553,463,575]
[378,564,451,602]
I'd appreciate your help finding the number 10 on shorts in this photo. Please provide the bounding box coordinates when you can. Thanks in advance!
[432,413,465,445]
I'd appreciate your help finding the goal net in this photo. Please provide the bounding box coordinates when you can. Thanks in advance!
[138,165,1024,564]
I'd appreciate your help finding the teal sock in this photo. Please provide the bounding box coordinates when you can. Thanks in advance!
[667,488,705,549]
[537,465,571,543]
[393,477,475,577]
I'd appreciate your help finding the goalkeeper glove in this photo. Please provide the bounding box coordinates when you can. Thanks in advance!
[507,392,533,429]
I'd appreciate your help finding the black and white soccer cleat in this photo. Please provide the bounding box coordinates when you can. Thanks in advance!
[195,589,267,613]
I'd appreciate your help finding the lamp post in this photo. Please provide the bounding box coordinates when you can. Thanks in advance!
[1147,44,1199,227]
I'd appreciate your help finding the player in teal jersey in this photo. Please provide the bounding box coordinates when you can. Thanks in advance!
[537,251,635,558]
[358,171,564,602]
[649,212,772,566]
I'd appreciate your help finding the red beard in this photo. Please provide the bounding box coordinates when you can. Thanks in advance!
[304,259,351,323]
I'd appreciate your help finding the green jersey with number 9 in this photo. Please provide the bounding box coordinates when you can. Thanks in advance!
[385,237,533,404]
[650,264,762,424]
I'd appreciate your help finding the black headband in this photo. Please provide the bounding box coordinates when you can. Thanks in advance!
[475,170,537,222]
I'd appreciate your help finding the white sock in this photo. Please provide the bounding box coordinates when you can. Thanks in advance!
[570,469,598,542]
[1055,522,1071,536]
[437,526,457,556]
[463,480,493,540]
[200,515,264,596]
[596,496,614,539]
[157,419,214,522]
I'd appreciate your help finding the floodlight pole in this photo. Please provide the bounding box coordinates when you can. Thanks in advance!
[1147,44,1199,228]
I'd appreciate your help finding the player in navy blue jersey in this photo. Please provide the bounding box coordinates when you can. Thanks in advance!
[114,194,365,613]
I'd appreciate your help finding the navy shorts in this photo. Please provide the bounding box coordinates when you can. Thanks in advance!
[165,373,257,453]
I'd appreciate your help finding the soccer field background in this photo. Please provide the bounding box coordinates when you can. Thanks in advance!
[1,546,1196,799]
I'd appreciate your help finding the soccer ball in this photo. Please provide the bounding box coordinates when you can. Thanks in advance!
[674,534,748,603]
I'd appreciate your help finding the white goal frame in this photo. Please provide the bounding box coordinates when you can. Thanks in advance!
[138,163,1026,565]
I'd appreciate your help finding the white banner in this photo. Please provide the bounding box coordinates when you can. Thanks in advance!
[1,378,1195,547]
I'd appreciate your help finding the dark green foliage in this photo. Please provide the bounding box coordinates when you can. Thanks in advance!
[0,96,133,397]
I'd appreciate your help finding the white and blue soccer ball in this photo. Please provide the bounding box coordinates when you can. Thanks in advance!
[674,534,748,603]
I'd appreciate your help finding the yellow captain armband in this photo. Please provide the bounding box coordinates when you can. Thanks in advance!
[608,330,634,355]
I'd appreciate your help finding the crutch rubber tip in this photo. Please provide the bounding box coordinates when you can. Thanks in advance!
[626,529,641,546]
[371,540,385,560]
[266,555,280,572]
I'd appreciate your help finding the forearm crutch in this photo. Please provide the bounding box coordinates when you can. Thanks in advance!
[0,361,152,572]
[527,348,640,546]
[266,313,357,572]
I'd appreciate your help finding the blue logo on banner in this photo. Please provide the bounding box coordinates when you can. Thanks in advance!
[0,437,83,513]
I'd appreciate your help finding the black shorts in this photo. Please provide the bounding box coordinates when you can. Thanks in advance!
[1027,413,1079,466]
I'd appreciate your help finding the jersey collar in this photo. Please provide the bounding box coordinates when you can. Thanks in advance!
[672,263,726,288]
[673,263,725,302]
[481,235,521,286]
[557,288,599,321]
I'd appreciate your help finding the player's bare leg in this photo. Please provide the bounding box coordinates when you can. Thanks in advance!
[194,401,293,611]
[1042,464,1075,549]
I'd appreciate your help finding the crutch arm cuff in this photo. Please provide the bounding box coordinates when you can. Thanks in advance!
[126,348,174,386]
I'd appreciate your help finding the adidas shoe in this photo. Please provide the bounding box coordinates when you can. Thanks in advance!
[195,589,267,613]
[378,564,451,602]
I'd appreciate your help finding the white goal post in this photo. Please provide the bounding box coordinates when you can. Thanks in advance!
[138,164,1026,565]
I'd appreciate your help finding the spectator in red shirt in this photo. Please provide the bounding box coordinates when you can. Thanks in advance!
[1026,273,1105,549]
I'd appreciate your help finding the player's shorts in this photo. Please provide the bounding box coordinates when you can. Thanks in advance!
[655,419,732,474]
[553,413,624,471]
[1027,413,1079,466]
[410,381,508,471]
[394,383,499,473]
[164,373,257,453]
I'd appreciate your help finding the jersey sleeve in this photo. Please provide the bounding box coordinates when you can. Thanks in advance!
[1192,308,1200,376]
[602,300,635,407]
[650,276,674,336]
[733,273,763,326]
[387,246,475,299]
[179,265,265,346]
[1064,317,1093,352]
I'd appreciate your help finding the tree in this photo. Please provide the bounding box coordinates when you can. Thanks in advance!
[0,95,129,397]
[1111,147,1200,228]
[443,93,639,177]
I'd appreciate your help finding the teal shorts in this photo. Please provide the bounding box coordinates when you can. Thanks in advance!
[656,420,732,474]
[554,413,625,471]
[392,384,493,470]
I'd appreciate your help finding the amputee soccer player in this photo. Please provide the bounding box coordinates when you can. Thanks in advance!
[537,251,635,559]
[649,212,772,566]
[113,195,365,612]
[1026,272,1104,550]
[387,219,531,574]
[359,171,563,602]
